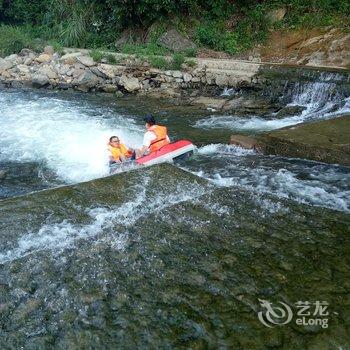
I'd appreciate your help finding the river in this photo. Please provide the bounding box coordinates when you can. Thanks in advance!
[0,70,350,348]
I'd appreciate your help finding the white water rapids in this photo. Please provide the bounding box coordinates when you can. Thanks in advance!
[0,90,143,183]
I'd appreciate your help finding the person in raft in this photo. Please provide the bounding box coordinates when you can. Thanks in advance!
[135,115,170,158]
[108,136,135,164]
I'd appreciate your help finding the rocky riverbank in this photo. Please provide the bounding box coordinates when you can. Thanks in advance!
[0,46,262,100]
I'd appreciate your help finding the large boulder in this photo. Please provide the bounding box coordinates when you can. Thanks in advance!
[230,135,262,152]
[32,74,50,87]
[16,64,30,76]
[97,64,126,79]
[77,55,95,67]
[75,70,99,89]
[0,59,15,73]
[35,54,51,63]
[102,84,118,93]
[222,96,275,114]
[119,75,141,92]
[37,66,58,80]
[60,52,82,65]
[158,29,196,52]
[192,96,227,110]
[275,105,305,118]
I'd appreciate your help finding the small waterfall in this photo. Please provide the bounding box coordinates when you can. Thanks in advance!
[282,71,349,120]
[220,87,238,96]
[200,70,350,132]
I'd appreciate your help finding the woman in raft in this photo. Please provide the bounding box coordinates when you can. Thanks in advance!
[108,136,135,165]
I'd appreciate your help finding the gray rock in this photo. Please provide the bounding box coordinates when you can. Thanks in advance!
[38,66,58,80]
[102,84,117,93]
[57,64,70,76]
[24,57,34,65]
[158,29,196,52]
[19,48,35,57]
[172,71,182,78]
[119,75,141,92]
[6,54,20,61]
[275,105,306,118]
[72,68,85,78]
[0,59,15,72]
[35,54,51,63]
[183,72,192,83]
[77,55,95,67]
[90,66,108,79]
[52,52,60,61]
[60,52,82,65]
[32,74,50,87]
[75,70,99,88]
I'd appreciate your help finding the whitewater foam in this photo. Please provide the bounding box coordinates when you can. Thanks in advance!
[0,174,210,263]
[0,90,143,183]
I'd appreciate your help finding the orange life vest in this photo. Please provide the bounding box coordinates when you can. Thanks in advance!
[148,125,170,153]
[108,143,132,162]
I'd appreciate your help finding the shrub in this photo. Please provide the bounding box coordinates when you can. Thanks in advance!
[106,54,117,64]
[148,56,170,70]
[183,47,197,57]
[195,23,238,55]
[50,41,65,55]
[90,49,104,62]
[0,25,32,56]
[172,52,185,70]
[186,59,197,67]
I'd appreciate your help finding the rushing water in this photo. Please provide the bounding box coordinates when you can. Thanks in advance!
[196,73,350,132]
[0,72,350,348]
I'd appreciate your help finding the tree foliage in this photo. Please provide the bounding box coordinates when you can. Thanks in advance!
[0,0,348,54]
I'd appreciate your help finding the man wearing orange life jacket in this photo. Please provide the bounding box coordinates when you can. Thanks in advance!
[108,136,134,164]
[136,115,170,158]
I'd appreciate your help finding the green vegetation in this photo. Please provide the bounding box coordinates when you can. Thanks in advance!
[148,56,169,70]
[172,53,185,70]
[0,0,348,58]
[90,50,104,62]
[106,54,117,64]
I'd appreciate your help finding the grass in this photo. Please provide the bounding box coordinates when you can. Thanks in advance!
[172,53,185,70]
[90,49,104,62]
[0,25,34,57]
[148,56,170,70]
[106,54,117,64]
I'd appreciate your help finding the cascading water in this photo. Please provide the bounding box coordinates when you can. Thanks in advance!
[195,71,350,132]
